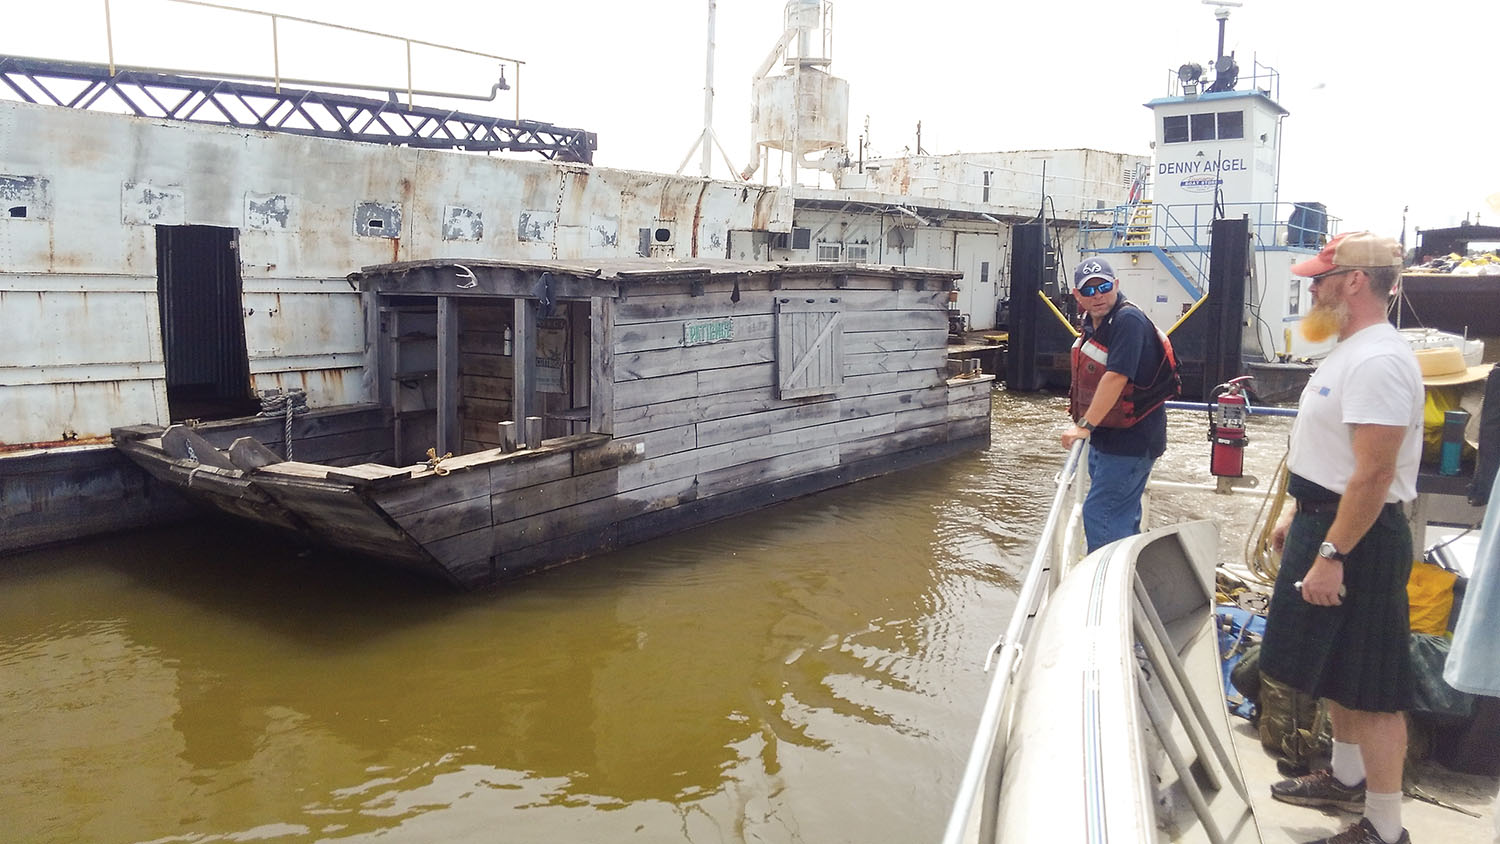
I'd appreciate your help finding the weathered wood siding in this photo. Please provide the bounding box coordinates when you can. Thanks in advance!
[611,271,954,495]
[377,266,992,585]
[181,406,394,467]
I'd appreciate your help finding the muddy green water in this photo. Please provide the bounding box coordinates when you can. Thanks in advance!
[0,390,1293,843]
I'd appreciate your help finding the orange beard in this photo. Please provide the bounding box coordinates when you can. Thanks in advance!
[1299,300,1348,343]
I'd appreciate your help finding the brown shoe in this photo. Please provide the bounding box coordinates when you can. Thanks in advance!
[1301,818,1410,844]
[1270,769,1366,813]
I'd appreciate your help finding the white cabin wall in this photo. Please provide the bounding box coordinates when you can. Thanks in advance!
[860,149,1148,219]
[757,207,1016,331]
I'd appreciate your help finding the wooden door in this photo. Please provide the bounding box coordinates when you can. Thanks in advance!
[775,296,844,399]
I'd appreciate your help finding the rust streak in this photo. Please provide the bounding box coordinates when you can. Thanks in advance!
[691,182,709,258]
[750,188,774,231]
[1,436,114,454]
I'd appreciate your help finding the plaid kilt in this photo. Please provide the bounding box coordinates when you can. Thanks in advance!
[1258,505,1415,712]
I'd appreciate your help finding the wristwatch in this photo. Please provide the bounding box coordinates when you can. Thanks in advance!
[1317,541,1347,562]
[1078,420,1096,432]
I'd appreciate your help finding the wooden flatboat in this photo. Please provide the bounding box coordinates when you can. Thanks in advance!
[114,258,994,588]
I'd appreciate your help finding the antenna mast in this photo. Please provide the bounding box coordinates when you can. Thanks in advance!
[677,0,740,179]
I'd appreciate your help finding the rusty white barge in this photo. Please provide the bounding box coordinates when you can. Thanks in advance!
[112,258,992,588]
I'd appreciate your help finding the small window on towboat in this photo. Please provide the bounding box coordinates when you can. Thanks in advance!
[1163,115,1189,144]
[1190,112,1216,141]
[1217,110,1244,139]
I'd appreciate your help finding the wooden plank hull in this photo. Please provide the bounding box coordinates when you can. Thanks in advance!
[110,374,993,589]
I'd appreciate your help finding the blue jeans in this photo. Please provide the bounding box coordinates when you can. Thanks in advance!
[1083,448,1157,552]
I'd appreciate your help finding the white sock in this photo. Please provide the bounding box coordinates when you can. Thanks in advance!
[1330,739,1365,786]
[1364,790,1403,843]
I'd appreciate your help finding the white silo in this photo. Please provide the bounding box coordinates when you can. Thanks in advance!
[743,0,850,185]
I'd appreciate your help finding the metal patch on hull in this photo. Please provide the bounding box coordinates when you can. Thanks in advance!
[246,193,298,231]
[442,205,484,241]
[121,182,185,226]
[517,209,556,242]
[355,201,402,238]
[588,214,618,248]
[0,175,52,221]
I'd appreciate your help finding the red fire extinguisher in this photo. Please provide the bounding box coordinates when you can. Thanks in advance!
[1209,376,1254,478]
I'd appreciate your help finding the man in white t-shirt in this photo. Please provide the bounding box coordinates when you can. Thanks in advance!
[1257,232,1424,844]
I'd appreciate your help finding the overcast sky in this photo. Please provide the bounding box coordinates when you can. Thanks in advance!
[5,0,1498,240]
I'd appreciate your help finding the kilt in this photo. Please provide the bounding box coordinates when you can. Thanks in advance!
[1258,504,1415,713]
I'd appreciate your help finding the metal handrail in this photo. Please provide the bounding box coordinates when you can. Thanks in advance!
[101,0,523,116]
[1162,57,1280,101]
[1078,199,1346,291]
[940,438,1087,844]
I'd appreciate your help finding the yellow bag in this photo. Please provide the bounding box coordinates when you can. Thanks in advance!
[1421,386,1476,464]
[1407,561,1458,636]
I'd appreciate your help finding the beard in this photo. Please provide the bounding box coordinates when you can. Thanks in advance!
[1299,298,1349,343]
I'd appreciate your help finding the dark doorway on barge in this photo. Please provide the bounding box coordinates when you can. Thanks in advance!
[156,225,256,421]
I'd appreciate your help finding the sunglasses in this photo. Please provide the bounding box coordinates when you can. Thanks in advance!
[1077,279,1115,297]
[1310,268,1357,284]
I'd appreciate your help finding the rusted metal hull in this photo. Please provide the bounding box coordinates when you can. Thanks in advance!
[0,444,195,556]
[0,99,794,449]
[1395,273,1500,337]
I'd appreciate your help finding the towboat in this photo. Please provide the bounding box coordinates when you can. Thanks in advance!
[1008,6,1495,408]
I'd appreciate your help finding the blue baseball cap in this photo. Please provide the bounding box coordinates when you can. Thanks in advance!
[1073,258,1116,287]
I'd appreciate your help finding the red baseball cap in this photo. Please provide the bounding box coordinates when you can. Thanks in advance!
[1290,231,1403,277]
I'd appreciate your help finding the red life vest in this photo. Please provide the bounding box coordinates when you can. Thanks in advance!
[1069,300,1181,429]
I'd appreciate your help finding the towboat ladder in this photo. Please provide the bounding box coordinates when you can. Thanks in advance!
[1124,200,1155,246]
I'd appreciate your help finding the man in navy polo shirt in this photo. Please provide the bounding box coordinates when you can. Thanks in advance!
[1060,258,1178,552]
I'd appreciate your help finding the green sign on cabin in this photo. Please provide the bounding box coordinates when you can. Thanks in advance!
[683,317,734,346]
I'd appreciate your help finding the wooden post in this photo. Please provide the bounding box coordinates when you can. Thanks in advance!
[437,296,460,457]
[589,296,613,435]
[497,420,518,452]
[513,297,537,426]
[362,287,383,407]
[570,300,590,431]
[524,416,543,449]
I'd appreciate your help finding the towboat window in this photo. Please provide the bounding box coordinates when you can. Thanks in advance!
[1163,115,1189,144]
[1189,113,1216,141]
[1165,110,1247,143]
[815,243,841,262]
[1217,110,1244,139]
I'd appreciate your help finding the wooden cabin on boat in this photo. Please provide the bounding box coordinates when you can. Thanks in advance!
[112,258,994,588]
